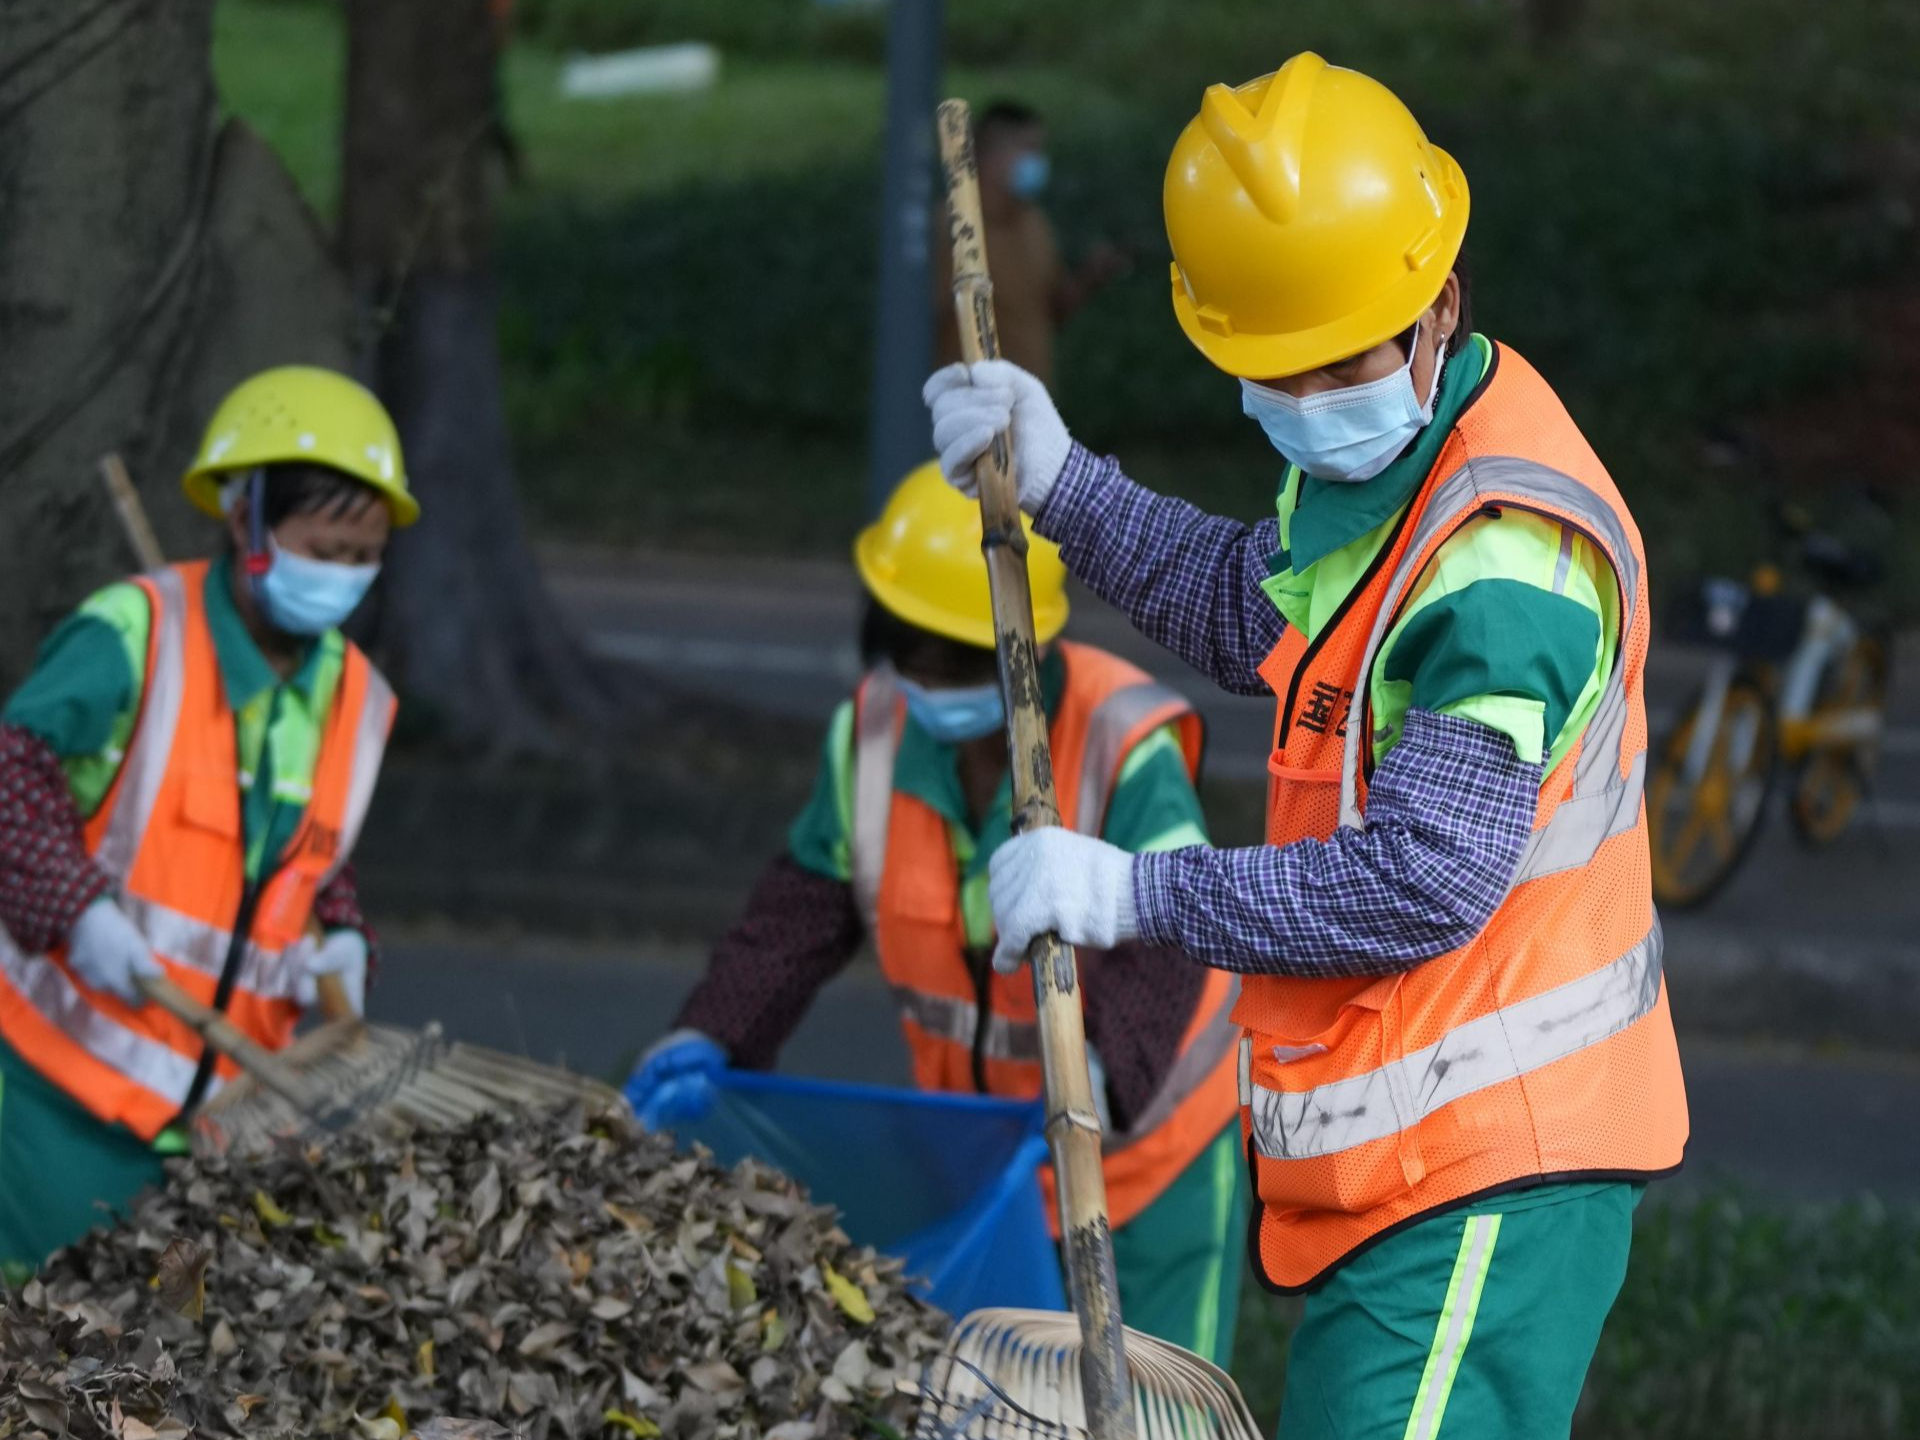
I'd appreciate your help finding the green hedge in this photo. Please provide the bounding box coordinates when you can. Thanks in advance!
[1228,1193,1920,1439]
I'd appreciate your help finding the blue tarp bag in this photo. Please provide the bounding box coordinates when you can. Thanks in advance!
[670,1069,1065,1318]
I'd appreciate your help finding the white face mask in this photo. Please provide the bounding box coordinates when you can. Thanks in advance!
[1240,324,1448,483]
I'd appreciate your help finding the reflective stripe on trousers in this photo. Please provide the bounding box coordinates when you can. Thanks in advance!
[1247,920,1663,1162]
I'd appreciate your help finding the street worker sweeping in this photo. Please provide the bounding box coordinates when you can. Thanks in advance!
[925,54,1689,1440]
[629,462,1247,1364]
[0,366,416,1275]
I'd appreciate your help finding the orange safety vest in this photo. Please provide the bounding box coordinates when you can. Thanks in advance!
[1239,344,1688,1292]
[0,562,395,1140]
[850,639,1239,1230]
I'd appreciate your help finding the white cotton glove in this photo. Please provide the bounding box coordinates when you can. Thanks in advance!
[987,828,1139,975]
[922,359,1073,514]
[293,929,369,1017]
[67,899,163,1004]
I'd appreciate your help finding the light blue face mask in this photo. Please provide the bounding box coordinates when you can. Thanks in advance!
[898,677,1005,744]
[256,536,381,637]
[1240,324,1447,483]
[1008,151,1051,199]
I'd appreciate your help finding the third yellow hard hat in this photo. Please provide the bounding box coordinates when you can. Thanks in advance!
[855,461,1069,650]
[1164,53,1469,380]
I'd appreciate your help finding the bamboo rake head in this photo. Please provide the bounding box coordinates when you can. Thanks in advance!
[913,1309,1264,1440]
[191,1020,628,1158]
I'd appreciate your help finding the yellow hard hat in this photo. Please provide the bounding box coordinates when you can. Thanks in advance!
[181,366,419,527]
[1164,53,1470,380]
[854,461,1069,649]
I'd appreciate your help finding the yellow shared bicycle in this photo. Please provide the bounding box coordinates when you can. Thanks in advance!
[1648,520,1891,909]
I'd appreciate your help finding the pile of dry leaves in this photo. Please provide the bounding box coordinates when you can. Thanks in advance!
[7,1104,949,1439]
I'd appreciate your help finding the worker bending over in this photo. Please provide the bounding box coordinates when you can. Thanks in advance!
[926,55,1687,1440]
[0,367,417,1275]
[630,464,1246,1363]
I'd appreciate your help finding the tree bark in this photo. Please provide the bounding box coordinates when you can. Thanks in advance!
[343,0,635,754]
[0,0,351,690]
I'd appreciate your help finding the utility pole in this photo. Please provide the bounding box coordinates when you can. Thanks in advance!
[864,0,944,514]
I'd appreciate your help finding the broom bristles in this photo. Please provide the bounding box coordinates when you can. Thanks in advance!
[192,1021,627,1157]
[915,1307,1264,1439]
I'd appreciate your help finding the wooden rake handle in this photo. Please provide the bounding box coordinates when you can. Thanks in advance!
[936,99,1136,1440]
[139,974,320,1114]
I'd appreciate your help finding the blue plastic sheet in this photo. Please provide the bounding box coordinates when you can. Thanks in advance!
[670,1070,1065,1317]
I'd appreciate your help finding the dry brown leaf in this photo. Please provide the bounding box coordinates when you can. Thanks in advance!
[152,1239,210,1321]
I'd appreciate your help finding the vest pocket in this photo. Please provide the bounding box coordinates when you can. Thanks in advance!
[1264,749,1345,846]
[1244,976,1424,1216]
[180,773,241,837]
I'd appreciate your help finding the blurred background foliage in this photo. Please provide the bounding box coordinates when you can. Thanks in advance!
[216,0,1920,596]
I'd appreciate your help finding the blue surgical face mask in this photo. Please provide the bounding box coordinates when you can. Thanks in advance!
[898,677,1005,744]
[1008,151,1051,199]
[256,536,380,636]
[1240,324,1448,483]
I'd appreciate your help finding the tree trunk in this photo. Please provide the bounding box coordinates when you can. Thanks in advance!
[0,0,350,689]
[1524,0,1588,50]
[343,0,635,755]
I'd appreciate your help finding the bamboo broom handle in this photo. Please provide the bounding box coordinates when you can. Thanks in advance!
[139,975,320,1115]
[99,454,167,571]
[936,99,1136,1440]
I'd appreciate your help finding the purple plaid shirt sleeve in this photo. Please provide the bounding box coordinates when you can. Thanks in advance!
[1133,708,1543,976]
[1033,443,1285,697]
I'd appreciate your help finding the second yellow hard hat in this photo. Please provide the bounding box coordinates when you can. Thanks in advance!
[1164,53,1469,380]
[855,461,1069,650]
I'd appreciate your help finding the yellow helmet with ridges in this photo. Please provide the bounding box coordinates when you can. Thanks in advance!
[855,461,1069,649]
[1165,53,1469,379]
[182,366,419,527]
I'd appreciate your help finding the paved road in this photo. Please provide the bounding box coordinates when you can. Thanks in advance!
[374,932,1920,1203]
[549,544,1920,986]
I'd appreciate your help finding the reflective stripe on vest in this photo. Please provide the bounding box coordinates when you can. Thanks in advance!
[1338,457,1644,880]
[890,984,1042,1064]
[1246,919,1661,1161]
[92,566,190,882]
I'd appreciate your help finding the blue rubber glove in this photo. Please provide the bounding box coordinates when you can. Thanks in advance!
[625,1029,727,1131]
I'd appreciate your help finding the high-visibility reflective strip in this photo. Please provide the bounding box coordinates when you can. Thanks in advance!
[116,894,299,1000]
[890,985,1041,1063]
[1073,682,1191,837]
[1337,459,1646,884]
[321,663,396,887]
[1248,920,1662,1162]
[1109,972,1240,1148]
[1402,1213,1502,1440]
[0,929,203,1105]
[850,667,902,928]
[95,567,188,881]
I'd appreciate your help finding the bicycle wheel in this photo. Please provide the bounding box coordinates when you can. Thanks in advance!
[1789,630,1890,847]
[1647,673,1778,909]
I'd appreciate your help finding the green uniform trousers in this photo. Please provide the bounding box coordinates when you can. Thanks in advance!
[0,1036,169,1284]
[1109,1122,1249,1367]
[1275,1181,1642,1440]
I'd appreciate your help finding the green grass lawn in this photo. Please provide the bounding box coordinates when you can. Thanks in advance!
[214,0,1919,611]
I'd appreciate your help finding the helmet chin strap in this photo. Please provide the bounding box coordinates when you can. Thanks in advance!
[244,468,273,581]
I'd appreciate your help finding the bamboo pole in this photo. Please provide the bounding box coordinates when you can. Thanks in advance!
[936,98,1136,1440]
